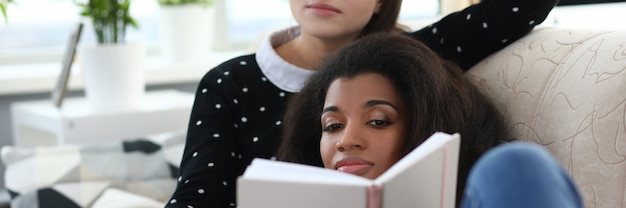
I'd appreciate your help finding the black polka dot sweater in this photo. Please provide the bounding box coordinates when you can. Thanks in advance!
[166,0,558,207]
[409,0,557,70]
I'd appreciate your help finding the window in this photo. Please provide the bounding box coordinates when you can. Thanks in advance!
[546,0,626,29]
[557,0,625,6]
[222,0,438,49]
[4,0,623,95]
[0,0,160,65]
[0,0,439,65]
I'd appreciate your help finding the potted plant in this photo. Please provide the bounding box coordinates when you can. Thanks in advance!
[76,0,139,44]
[159,0,212,6]
[75,0,146,113]
[1,0,14,24]
[157,0,215,63]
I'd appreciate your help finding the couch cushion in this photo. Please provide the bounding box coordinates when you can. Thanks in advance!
[1,131,186,208]
[467,27,626,208]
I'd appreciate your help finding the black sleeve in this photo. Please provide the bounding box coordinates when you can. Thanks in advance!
[165,62,241,208]
[406,0,559,70]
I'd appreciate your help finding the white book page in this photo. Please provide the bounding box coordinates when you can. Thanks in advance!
[374,132,459,184]
[375,132,460,208]
[243,158,372,186]
[238,178,368,208]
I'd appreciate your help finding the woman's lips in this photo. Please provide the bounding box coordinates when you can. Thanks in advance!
[307,3,341,16]
[335,157,374,175]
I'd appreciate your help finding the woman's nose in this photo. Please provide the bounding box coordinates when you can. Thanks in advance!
[335,122,366,151]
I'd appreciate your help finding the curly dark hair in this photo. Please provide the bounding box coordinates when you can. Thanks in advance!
[277,33,511,204]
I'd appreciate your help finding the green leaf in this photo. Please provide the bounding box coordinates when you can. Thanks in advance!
[158,0,213,7]
[0,4,7,24]
[1,0,14,24]
[74,0,140,44]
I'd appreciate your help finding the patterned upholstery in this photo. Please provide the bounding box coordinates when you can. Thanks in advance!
[467,27,626,208]
[0,132,185,208]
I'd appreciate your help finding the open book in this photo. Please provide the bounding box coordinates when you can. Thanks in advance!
[237,132,461,208]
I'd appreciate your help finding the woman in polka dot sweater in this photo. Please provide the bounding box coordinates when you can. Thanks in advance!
[166,0,559,207]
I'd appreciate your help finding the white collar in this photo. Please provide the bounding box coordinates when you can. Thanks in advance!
[255,26,314,93]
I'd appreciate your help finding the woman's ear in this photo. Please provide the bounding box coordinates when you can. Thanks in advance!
[374,0,383,14]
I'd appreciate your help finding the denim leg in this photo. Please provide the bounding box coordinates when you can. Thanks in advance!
[460,142,583,208]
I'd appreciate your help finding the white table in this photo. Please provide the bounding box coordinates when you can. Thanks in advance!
[10,90,194,147]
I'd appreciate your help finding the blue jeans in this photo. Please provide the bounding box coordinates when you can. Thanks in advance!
[461,142,583,208]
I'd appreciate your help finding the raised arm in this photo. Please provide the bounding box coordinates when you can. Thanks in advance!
[407,0,559,70]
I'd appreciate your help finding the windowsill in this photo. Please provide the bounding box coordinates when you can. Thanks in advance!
[0,51,246,96]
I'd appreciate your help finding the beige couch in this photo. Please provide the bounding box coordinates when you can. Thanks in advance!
[467,27,626,208]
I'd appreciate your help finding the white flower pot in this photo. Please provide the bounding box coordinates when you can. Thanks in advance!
[158,5,215,63]
[78,43,146,113]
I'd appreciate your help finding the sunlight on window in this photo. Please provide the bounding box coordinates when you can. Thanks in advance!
[227,0,291,42]
[0,0,158,51]
[0,0,438,64]
[399,0,439,20]
[0,0,79,50]
[225,0,438,43]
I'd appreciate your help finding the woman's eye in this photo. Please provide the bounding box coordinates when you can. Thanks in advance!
[368,120,390,127]
[323,123,343,132]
